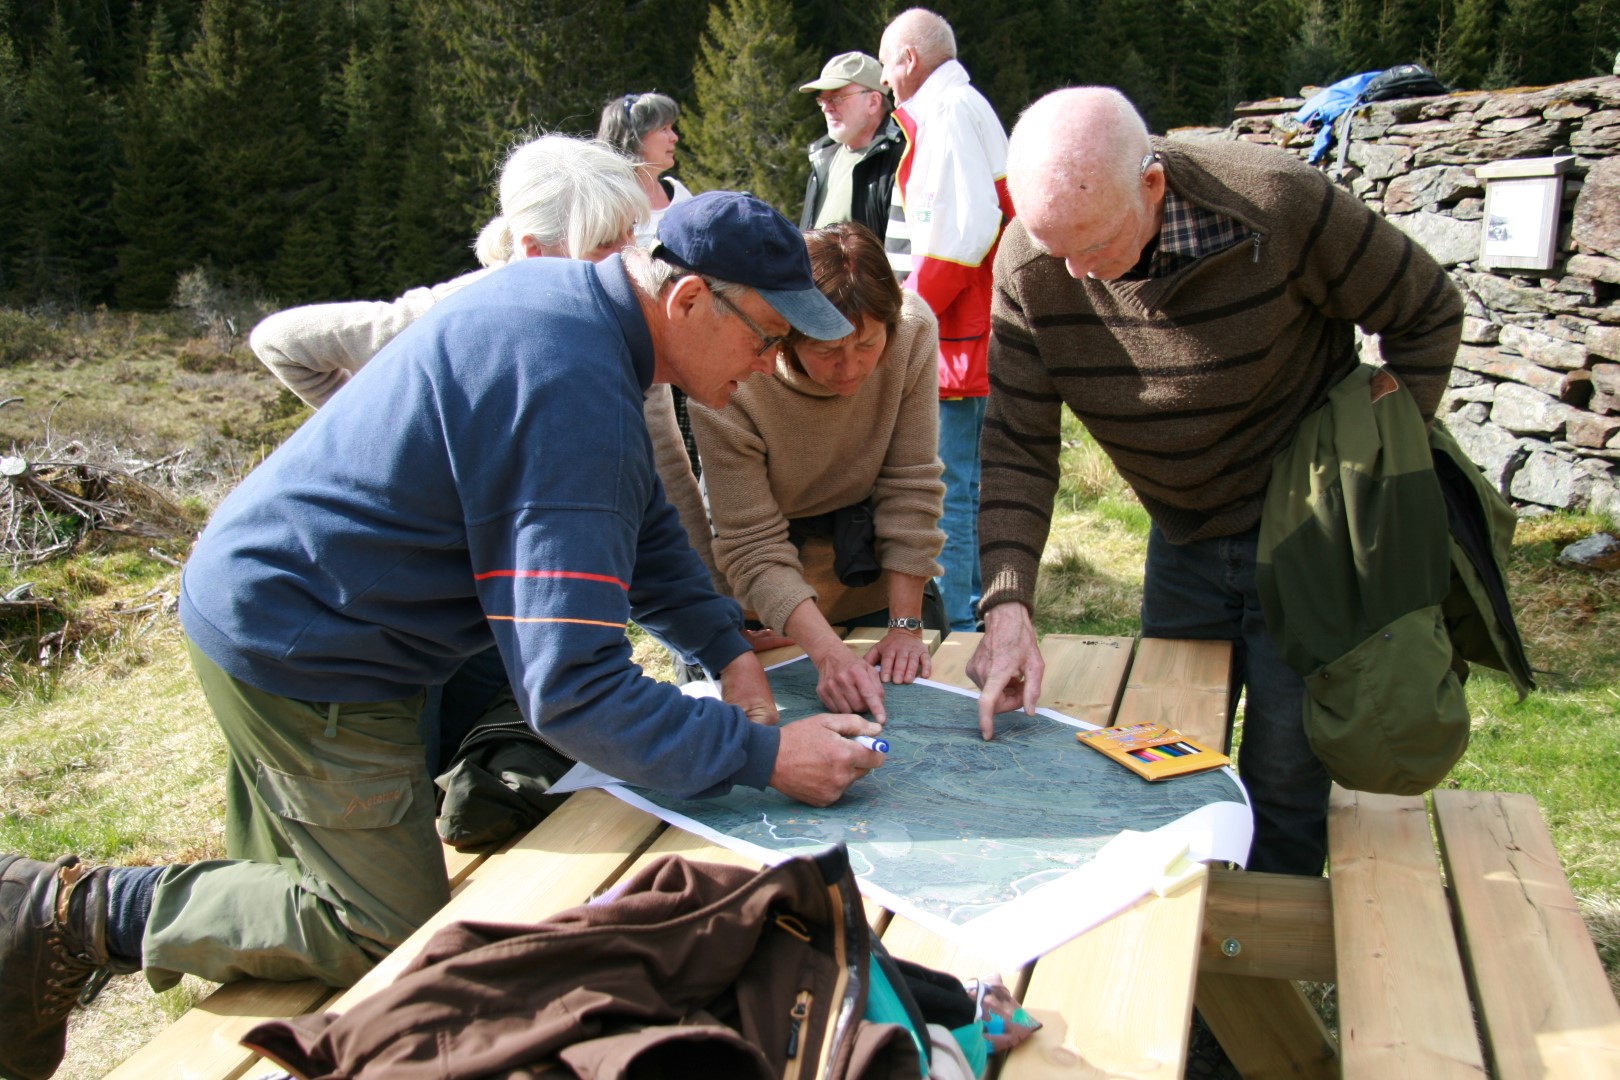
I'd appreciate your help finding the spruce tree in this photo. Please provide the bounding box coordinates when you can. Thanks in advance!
[1438,0,1500,86]
[684,0,819,214]
[338,0,419,298]
[1283,0,1348,94]
[269,207,354,303]
[1573,0,1620,77]
[175,0,338,290]
[0,0,24,297]
[14,8,119,306]
[625,0,714,108]
[411,0,628,238]
[112,25,197,309]
[391,104,473,290]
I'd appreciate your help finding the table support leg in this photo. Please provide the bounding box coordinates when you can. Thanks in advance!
[1195,972,1337,1079]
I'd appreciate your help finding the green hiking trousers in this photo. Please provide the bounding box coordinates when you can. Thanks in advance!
[141,640,449,990]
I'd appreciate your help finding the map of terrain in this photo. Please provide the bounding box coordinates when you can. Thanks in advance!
[611,658,1250,957]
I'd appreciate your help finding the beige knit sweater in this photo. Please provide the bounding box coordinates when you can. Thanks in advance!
[690,291,947,632]
[980,136,1463,615]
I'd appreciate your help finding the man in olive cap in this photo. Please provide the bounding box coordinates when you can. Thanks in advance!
[799,51,905,240]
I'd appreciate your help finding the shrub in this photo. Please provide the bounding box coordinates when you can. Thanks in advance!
[0,310,67,367]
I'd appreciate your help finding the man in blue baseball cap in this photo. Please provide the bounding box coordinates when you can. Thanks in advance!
[0,192,878,1080]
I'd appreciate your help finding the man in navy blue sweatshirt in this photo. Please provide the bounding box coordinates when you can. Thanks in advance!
[0,192,890,1080]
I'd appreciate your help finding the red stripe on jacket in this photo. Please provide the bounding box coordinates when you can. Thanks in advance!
[474,569,630,589]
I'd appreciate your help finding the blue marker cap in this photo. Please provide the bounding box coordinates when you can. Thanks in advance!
[854,735,889,754]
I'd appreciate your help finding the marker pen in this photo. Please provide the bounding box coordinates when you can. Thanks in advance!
[854,735,889,754]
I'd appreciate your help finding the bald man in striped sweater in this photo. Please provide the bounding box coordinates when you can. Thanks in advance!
[966,88,1462,876]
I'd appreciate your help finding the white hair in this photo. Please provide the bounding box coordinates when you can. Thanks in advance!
[474,135,649,266]
[889,9,957,68]
[622,247,747,303]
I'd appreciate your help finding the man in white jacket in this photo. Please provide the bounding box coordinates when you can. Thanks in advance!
[878,8,1014,632]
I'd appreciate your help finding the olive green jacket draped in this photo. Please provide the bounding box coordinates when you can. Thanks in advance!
[1257,364,1533,795]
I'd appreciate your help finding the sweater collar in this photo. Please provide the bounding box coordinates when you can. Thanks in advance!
[1151,137,1264,235]
[595,254,656,391]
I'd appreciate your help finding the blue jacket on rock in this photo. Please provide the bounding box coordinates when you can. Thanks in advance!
[181,255,777,799]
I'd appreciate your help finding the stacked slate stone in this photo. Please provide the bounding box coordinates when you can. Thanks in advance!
[1201,76,1620,520]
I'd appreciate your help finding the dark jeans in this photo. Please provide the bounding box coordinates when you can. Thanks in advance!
[1140,524,1329,876]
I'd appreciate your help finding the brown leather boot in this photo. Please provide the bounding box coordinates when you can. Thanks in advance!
[0,855,135,1080]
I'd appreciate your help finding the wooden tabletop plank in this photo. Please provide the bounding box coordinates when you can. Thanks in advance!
[983,634,1209,1077]
[1000,870,1208,1079]
[1114,638,1233,751]
[1327,786,1486,1078]
[1032,634,1134,726]
[1434,789,1620,1079]
[925,631,981,688]
[840,625,942,655]
[329,789,664,1011]
[104,977,335,1080]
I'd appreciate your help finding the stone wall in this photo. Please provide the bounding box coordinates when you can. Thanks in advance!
[1186,76,1620,520]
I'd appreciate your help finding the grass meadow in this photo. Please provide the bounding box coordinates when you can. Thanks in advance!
[0,310,1616,1075]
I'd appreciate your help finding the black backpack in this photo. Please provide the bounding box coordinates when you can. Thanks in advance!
[1361,62,1448,103]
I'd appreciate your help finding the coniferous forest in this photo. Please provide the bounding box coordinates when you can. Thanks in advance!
[2,0,1616,314]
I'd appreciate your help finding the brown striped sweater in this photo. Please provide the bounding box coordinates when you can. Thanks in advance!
[979,136,1463,614]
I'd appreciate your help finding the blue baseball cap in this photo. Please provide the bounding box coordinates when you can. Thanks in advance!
[652,191,854,341]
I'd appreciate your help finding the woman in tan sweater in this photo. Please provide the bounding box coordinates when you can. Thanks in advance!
[691,222,946,722]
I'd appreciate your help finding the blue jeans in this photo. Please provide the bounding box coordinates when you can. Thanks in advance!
[936,396,986,631]
[1140,525,1329,876]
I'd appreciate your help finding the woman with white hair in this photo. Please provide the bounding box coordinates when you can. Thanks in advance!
[597,92,692,247]
[250,133,647,408]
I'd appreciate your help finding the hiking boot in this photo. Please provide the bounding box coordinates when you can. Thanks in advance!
[0,854,137,1080]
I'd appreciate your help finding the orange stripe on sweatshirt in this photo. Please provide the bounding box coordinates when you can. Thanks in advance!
[487,615,627,629]
[475,569,629,589]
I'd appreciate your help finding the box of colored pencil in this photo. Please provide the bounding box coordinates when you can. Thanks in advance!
[1074,723,1230,781]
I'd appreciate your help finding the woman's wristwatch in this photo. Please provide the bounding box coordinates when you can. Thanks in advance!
[887,616,923,631]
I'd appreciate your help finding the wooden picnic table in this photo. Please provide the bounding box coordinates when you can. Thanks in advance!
[110,628,1620,1079]
[113,628,1241,1079]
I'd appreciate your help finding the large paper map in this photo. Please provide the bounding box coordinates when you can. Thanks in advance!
[571,657,1251,964]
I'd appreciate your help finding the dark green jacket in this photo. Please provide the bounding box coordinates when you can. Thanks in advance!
[1257,364,1533,795]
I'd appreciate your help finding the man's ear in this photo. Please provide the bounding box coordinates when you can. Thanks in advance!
[663,274,706,325]
[1142,160,1167,206]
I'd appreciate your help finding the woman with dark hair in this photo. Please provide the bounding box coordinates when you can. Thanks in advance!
[598,92,692,246]
[690,221,946,720]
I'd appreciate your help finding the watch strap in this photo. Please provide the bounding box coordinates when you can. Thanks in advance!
[887,616,923,631]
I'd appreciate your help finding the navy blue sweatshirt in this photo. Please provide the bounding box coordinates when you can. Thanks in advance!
[181,256,778,798]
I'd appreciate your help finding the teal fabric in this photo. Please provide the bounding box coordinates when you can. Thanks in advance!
[949,1021,989,1078]
[864,959,930,1077]
[1257,365,1530,795]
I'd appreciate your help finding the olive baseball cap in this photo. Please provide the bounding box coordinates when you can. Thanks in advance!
[799,52,885,94]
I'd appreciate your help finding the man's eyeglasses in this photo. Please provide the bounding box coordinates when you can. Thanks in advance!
[707,284,784,357]
[817,87,874,110]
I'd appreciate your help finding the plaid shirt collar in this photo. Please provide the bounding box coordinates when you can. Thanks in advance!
[1148,185,1247,278]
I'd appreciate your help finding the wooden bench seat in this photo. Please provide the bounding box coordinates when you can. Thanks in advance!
[1198,787,1620,1079]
